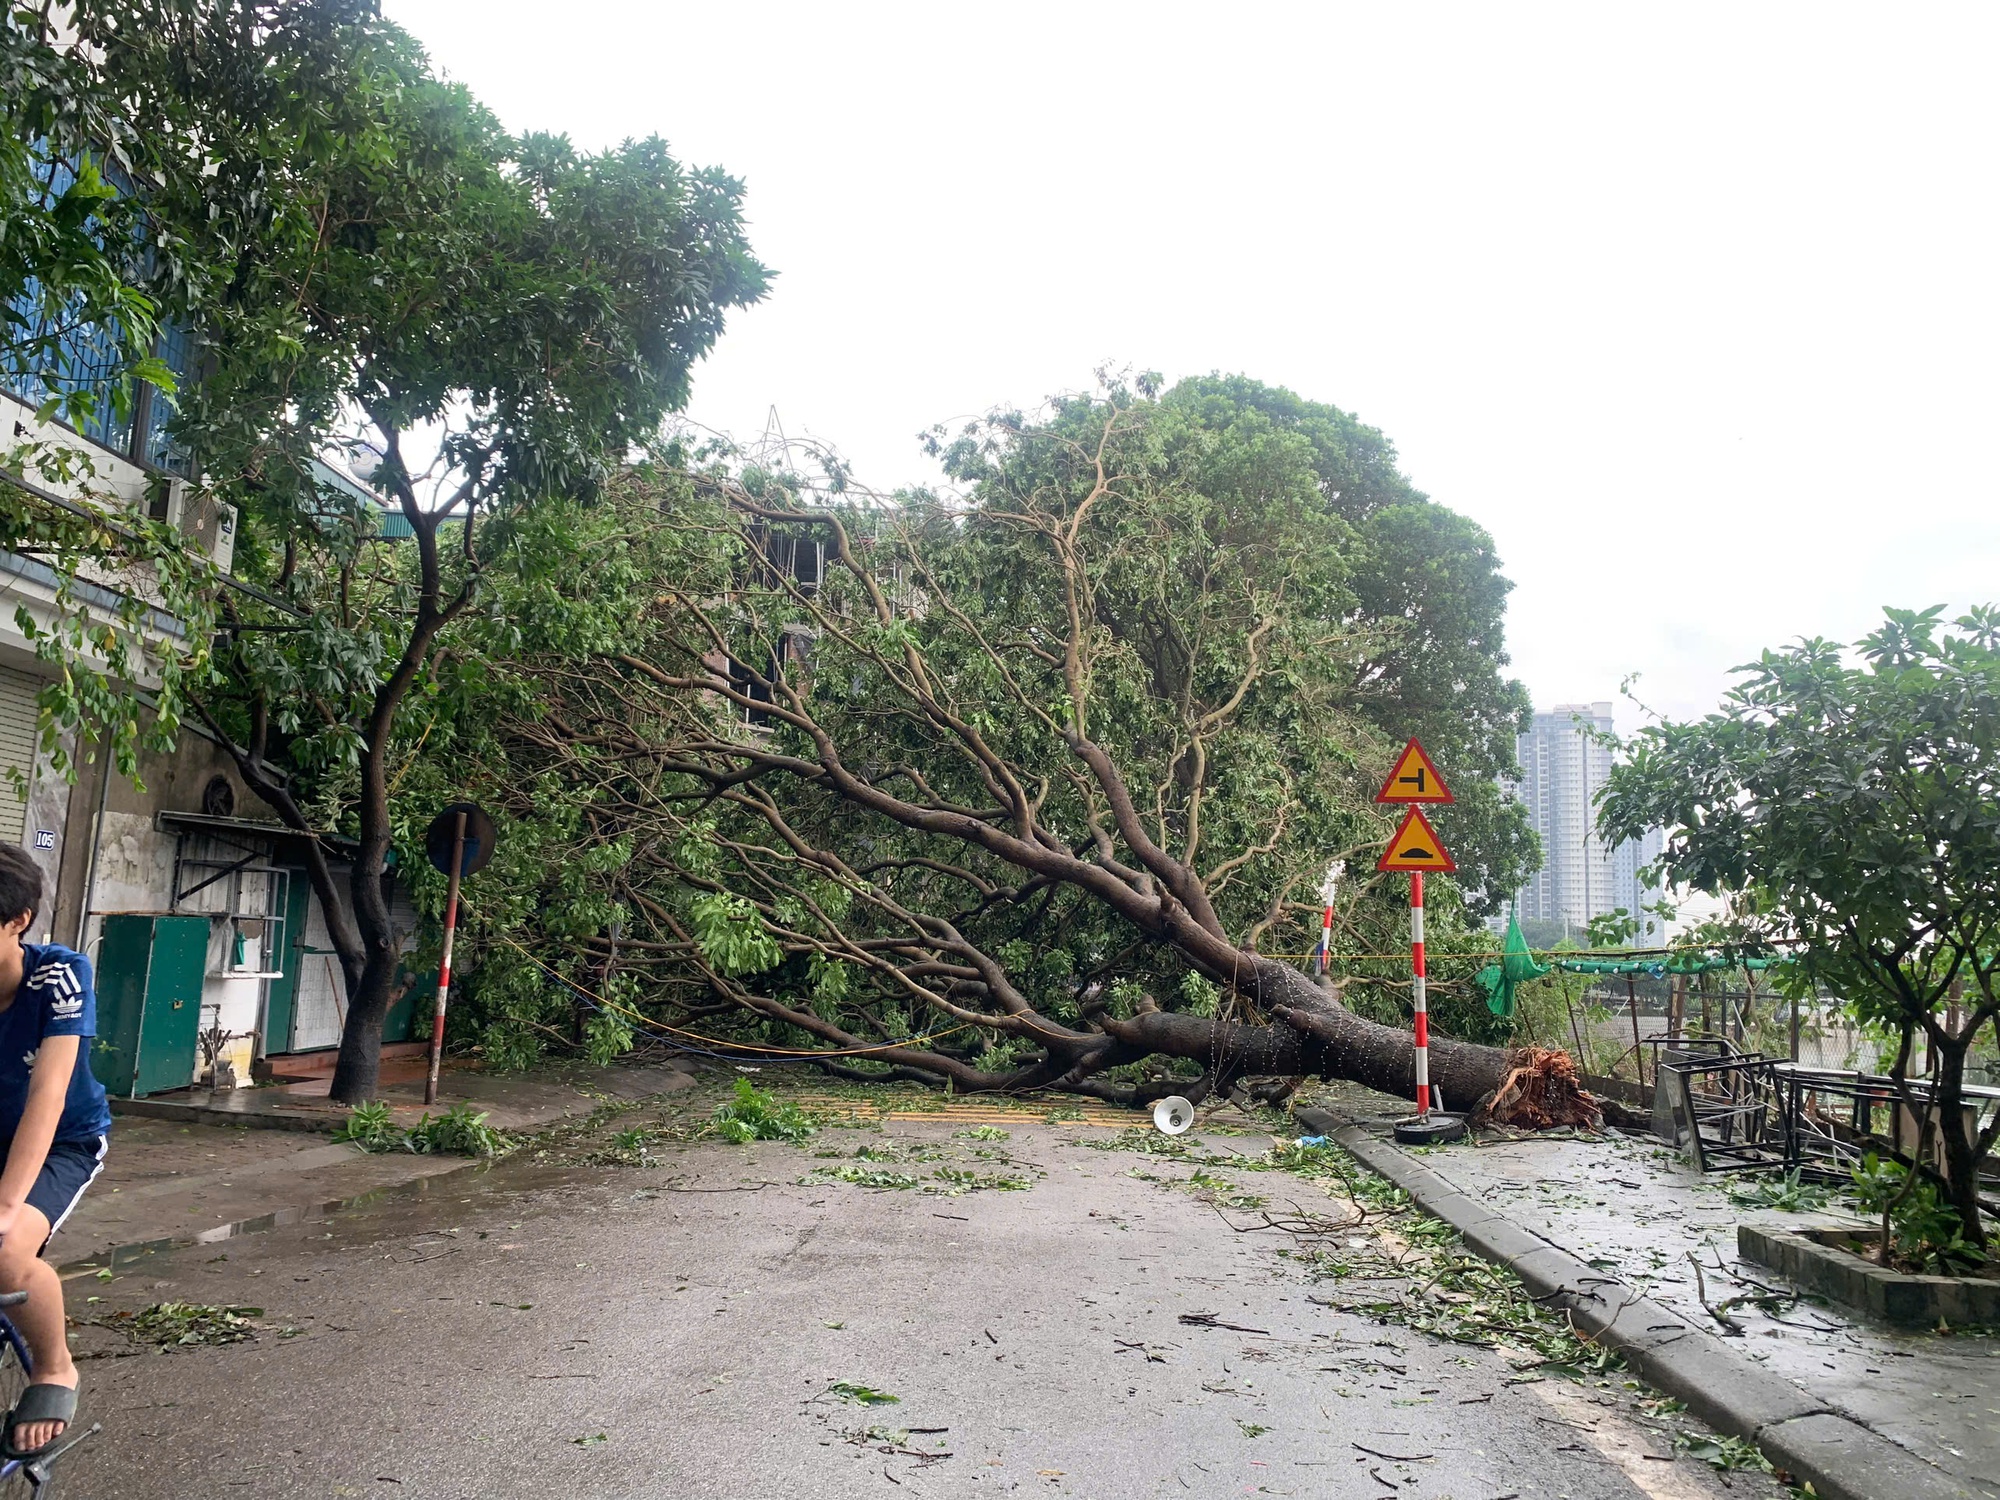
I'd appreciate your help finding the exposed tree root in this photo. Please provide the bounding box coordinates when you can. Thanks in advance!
[1485,1046,1603,1130]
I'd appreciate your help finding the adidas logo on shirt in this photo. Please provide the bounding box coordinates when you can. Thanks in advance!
[25,960,84,1017]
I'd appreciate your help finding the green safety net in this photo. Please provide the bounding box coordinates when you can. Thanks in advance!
[1474,915,1549,1018]
[1474,916,1781,1017]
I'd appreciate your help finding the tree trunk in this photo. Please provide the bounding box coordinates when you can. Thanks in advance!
[328,839,404,1104]
[1256,959,1516,1109]
[1931,1039,1990,1249]
[328,946,401,1104]
[1095,961,1520,1111]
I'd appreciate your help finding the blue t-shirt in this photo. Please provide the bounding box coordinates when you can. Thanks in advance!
[0,943,112,1143]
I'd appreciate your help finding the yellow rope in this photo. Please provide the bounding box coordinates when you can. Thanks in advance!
[1260,937,1802,963]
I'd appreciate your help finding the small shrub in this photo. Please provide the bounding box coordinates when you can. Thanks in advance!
[711,1077,815,1143]
[332,1101,400,1152]
[1848,1154,1987,1273]
[405,1104,512,1158]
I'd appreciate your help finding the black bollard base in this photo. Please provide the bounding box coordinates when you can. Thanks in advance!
[1392,1114,1467,1145]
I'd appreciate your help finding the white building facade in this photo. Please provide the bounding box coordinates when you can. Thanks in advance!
[1507,702,1666,942]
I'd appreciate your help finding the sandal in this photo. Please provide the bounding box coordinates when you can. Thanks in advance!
[2,1383,76,1460]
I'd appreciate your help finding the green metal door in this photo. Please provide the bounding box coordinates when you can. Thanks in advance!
[135,916,207,1095]
[89,916,150,1095]
[261,870,312,1055]
[90,914,207,1097]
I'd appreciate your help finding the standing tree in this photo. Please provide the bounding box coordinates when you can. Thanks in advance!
[6,5,769,1101]
[1601,606,2000,1245]
[174,43,769,1103]
[3,2,383,780]
[471,377,1577,1116]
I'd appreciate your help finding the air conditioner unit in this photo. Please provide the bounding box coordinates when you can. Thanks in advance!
[154,478,239,576]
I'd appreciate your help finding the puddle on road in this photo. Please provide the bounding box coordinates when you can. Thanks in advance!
[60,1158,610,1278]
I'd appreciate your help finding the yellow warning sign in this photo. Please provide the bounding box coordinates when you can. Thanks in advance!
[1374,737,1454,804]
[1376,806,1456,873]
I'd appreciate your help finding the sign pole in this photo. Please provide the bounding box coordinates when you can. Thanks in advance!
[1373,736,1461,1144]
[1410,870,1429,1118]
[424,809,467,1108]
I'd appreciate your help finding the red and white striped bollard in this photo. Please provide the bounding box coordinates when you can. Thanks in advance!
[1410,871,1429,1117]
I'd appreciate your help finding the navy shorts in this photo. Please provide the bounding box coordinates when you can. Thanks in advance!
[10,1135,106,1252]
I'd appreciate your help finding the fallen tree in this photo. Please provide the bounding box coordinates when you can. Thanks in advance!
[485,377,1577,1117]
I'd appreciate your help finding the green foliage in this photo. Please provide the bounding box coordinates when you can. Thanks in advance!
[689,893,784,977]
[457,370,1538,1085]
[1726,1169,1831,1214]
[404,1104,512,1158]
[1848,1154,1988,1273]
[123,1301,261,1349]
[583,1010,636,1068]
[333,1099,510,1156]
[1265,1142,1620,1378]
[1178,973,1220,1019]
[825,1382,900,1406]
[711,1077,816,1143]
[1,4,165,427]
[0,451,221,790]
[6,3,770,1100]
[1674,1433,1774,1473]
[331,1100,400,1151]
[811,1162,921,1190]
[1603,607,2000,1240]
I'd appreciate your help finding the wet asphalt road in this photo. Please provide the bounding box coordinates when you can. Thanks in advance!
[55,1114,1788,1500]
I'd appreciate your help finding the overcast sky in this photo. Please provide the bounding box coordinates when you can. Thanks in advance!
[389,1,1999,729]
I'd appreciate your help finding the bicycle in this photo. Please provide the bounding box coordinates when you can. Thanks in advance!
[0,1290,98,1494]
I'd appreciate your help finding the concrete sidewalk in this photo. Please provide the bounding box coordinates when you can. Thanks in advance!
[112,1049,697,1135]
[60,1058,698,1275]
[1299,1083,1998,1500]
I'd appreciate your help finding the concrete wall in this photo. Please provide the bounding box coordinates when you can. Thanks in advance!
[44,721,252,948]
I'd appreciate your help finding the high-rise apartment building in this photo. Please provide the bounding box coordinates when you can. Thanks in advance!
[1506,702,1666,942]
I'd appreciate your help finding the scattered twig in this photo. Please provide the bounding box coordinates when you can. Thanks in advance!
[656,1180,772,1193]
[1352,1443,1433,1462]
[1686,1251,1746,1336]
[1179,1311,1271,1335]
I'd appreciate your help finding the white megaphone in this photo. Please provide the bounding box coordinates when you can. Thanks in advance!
[1153,1095,1196,1136]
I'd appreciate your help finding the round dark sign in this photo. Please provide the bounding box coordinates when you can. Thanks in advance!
[425,802,497,878]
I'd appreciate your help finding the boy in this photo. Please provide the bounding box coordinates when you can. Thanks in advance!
[0,844,108,1457]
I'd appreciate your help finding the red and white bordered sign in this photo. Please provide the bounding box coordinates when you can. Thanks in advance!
[1374,737,1454,805]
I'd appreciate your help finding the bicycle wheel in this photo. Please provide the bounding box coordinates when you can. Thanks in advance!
[0,1322,29,1495]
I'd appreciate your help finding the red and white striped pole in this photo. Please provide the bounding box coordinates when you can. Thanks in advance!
[1318,902,1334,976]
[1410,871,1429,1117]
[424,809,468,1107]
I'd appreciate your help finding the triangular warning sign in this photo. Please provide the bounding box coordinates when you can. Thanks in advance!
[1374,737,1454,804]
[1376,806,1457,873]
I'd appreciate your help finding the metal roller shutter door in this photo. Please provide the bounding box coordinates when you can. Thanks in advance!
[0,664,39,847]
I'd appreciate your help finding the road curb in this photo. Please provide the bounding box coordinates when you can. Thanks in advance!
[1294,1107,1978,1500]
[110,1093,344,1134]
